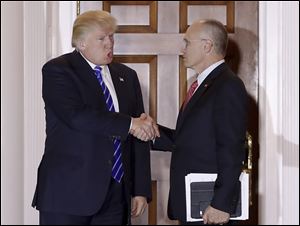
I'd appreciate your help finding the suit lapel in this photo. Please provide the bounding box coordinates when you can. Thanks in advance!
[69,50,107,104]
[176,63,226,134]
[176,80,212,133]
[69,52,130,113]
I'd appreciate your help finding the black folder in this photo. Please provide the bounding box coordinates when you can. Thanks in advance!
[190,181,242,218]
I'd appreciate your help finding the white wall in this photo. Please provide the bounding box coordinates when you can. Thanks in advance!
[259,1,299,225]
[1,1,76,225]
[23,1,47,224]
[1,1,24,225]
[22,1,76,225]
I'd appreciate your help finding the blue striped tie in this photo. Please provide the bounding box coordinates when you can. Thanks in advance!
[94,66,124,183]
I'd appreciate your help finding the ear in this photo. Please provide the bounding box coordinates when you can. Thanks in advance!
[77,39,86,51]
[203,39,213,54]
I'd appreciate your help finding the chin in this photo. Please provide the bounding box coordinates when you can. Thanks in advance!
[102,59,112,65]
[184,62,190,68]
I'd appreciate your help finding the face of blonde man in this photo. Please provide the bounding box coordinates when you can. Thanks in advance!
[78,26,114,65]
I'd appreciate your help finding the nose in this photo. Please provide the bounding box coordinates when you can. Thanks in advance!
[181,42,187,54]
[181,46,186,56]
[104,36,114,48]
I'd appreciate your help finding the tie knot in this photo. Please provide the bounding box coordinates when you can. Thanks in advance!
[94,66,102,72]
[190,80,198,92]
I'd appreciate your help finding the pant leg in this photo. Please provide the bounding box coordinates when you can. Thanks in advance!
[40,179,127,225]
[90,179,127,225]
[39,211,90,225]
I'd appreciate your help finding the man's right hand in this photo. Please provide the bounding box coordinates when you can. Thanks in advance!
[203,205,230,225]
[130,113,160,141]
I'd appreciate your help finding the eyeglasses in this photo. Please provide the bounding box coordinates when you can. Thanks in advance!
[182,38,213,49]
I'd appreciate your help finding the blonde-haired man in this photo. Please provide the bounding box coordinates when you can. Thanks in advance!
[32,10,158,225]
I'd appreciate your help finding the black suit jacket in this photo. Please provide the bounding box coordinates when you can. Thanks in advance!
[32,50,151,216]
[153,63,248,221]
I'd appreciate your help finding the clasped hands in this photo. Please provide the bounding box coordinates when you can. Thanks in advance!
[130,113,160,141]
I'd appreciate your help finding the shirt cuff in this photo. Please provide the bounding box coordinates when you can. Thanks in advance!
[129,118,133,133]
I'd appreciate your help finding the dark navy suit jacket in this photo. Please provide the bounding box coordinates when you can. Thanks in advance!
[32,50,151,216]
[153,63,248,221]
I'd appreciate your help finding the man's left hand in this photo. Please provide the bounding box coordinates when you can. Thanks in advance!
[131,196,147,217]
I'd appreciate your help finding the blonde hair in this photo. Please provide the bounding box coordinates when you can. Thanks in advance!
[71,10,117,48]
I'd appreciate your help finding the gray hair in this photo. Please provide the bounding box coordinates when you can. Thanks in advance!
[198,19,228,57]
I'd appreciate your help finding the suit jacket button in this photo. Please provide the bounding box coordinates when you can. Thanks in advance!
[108,160,112,165]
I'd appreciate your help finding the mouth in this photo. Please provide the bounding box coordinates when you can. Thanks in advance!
[107,50,113,59]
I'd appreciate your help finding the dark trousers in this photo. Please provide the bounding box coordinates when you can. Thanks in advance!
[40,179,127,225]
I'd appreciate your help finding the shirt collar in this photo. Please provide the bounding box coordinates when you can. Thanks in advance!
[197,59,225,85]
[79,51,107,73]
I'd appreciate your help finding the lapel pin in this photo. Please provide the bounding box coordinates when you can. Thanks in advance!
[119,77,124,82]
[204,84,208,88]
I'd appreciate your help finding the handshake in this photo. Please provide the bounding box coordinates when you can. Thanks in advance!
[130,113,160,141]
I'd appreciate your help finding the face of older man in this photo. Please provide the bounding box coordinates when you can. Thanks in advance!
[182,24,207,70]
[182,23,215,73]
[79,26,114,65]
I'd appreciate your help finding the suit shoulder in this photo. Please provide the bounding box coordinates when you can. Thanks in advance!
[43,52,73,71]
[220,64,244,83]
[217,64,247,92]
[110,62,136,74]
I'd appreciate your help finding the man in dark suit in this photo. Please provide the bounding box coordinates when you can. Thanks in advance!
[151,19,248,224]
[32,10,159,225]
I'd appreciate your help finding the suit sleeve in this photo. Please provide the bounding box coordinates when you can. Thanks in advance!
[42,62,131,141]
[152,125,176,152]
[130,71,152,201]
[211,77,248,214]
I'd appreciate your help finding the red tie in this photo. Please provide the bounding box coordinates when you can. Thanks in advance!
[182,80,199,110]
